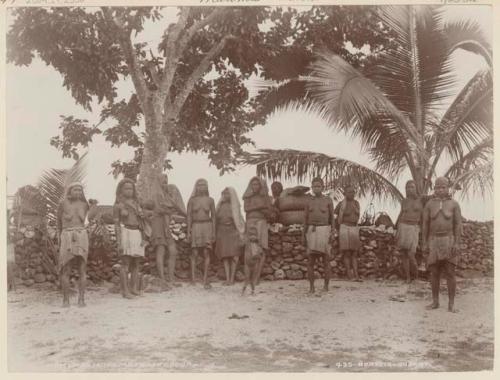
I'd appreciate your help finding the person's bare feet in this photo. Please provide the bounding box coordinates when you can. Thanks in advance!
[426,302,439,310]
[204,283,212,290]
[77,298,86,307]
[62,300,70,308]
[130,290,141,296]
[323,285,329,292]
[122,293,134,299]
[308,287,315,294]
[448,304,459,313]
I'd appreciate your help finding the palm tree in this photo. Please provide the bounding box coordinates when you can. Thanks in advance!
[244,5,492,201]
[13,152,88,226]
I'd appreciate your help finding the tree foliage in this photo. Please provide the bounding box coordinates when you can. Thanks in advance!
[245,5,493,201]
[8,5,390,182]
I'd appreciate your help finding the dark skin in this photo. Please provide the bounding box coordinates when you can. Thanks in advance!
[337,188,361,281]
[156,176,179,286]
[57,186,88,308]
[218,189,240,286]
[395,182,421,284]
[244,179,270,285]
[187,181,216,289]
[114,182,143,299]
[303,181,334,294]
[241,235,260,296]
[422,177,462,313]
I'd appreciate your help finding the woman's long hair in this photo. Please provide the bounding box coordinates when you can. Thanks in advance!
[216,187,245,235]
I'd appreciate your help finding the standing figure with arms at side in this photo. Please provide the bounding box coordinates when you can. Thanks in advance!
[187,179,216,289]
[113,178,145,299]
[215,187,245,286]
[242,177,272,285]
[303,177,335,294]
[395,180,424,284]
[57,182,89,307]
[150,174,185,288]
[335,185,362,282]
[422,177,462,313]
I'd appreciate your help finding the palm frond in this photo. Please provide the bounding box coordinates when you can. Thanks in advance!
[242,149,404,202]
[435,69,492,163]
[449,161,493,200]
[444,136,493,181]
[375,6,455,124]
[251,77,308,118]
[306,51,422,153]
[38,152,88,222]
[443,19,492,66]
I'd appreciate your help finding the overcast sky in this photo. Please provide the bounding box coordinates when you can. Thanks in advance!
[6,4,493,221]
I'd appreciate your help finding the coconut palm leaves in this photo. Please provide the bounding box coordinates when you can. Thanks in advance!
[244,149,403,202]
[245,5,492,201]
[36,152,88,223]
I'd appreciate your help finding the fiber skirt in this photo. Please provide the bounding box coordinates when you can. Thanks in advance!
[246,218,269,250]
[150,214,174,247]
[216,224,243,259]
[191,221,214,248]
[59,227,89,271]
[306,225,331,255]
[396,223,420,254]
[427,234,457,266]
[339,224,360,251]
[119,226,144,258]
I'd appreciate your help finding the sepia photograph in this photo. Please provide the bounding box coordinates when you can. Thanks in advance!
[3,0,496,374]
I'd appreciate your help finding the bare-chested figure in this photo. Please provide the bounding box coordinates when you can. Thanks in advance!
[113,178,145,299]
[187,179,216,289]
[422,177,462,313]
[334,186,362,281]
[395,180,424,283]
[304,177,335,294]
[57,182,89,307]
[150,174,185,287]
[243,177,272,286]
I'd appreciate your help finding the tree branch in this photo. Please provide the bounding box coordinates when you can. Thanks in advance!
[173,35,235,111]
[101,7,150,108]
[159,7,190,97]
[181,8,230,48]
[159,7,229,104]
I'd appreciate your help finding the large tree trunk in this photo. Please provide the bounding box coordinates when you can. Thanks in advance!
[136,97,171,202]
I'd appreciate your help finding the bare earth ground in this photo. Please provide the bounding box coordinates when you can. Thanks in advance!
[7,277,494,372]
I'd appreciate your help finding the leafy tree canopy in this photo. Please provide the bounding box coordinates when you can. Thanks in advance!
[8,6,389,179]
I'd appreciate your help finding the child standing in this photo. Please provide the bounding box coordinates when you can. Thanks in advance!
[242,177,272,285]
[187,179,216,289]
[57,182,89,307]
[113,178,145,299]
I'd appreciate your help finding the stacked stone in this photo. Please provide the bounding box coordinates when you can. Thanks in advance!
[12,226,58,287]
[12,219,494,286]
[458,220,494,275]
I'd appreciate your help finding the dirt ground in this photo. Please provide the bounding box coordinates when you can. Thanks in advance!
[7,277,494,372]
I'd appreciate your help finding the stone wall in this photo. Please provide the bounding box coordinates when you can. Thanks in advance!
[10,220,494,287]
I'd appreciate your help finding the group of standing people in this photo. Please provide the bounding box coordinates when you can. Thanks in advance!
[56,173,462,312]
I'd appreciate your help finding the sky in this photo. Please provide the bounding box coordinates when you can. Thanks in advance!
[6,4,494,222]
